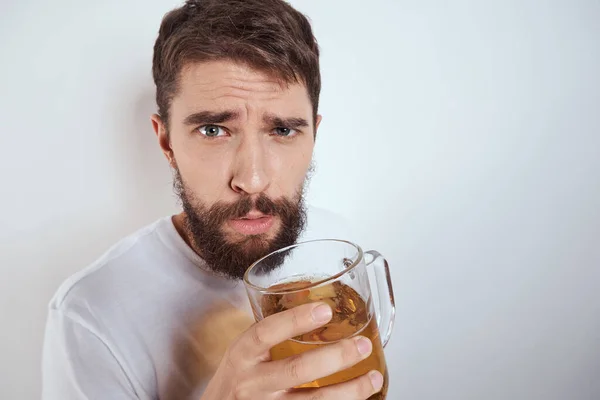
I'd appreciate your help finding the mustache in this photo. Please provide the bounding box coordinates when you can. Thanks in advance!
[206,193,298,225]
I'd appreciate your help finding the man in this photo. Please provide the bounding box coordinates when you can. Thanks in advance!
[42,0,384,399]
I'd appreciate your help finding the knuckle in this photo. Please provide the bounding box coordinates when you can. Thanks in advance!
[225,352,237,371]
[225,339,245,367]
[233,387,249,400]
[233,378,253,400]
[229,334,243,354]
[249,324,267,347]
[291,308,301,330]
[284,353,305,381]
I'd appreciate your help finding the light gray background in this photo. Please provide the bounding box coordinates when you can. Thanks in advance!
[1,0,599,399]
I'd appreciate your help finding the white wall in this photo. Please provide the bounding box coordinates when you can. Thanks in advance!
[1,0,599,399]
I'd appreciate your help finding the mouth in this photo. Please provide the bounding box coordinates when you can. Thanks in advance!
[227,212,275,236]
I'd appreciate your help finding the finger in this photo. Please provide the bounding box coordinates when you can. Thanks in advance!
[257,335,374,391]
[284,370,385,400]
[234,302,333,361]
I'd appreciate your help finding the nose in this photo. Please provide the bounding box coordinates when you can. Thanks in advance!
[230,135,271,195]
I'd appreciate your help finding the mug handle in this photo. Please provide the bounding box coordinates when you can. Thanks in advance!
[365,250,396,347]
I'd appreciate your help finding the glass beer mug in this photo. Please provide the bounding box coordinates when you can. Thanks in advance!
[243,239,395,399]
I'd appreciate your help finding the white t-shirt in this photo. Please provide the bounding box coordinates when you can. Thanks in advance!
[42,207,352,400]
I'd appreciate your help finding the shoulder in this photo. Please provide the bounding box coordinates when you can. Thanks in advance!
[48,217,170,316]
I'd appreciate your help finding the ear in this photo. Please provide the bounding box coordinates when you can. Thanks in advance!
[151,114,176,167]
[314,114,323,137]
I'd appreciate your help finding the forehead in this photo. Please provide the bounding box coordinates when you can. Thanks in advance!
[171,60,312,119]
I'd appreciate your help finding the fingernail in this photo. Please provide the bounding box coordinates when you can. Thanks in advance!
[311,304,332,323]
[355,337,372,356]
[369,370,384,392]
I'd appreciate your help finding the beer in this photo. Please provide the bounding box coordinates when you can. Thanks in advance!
[261,280,388,400]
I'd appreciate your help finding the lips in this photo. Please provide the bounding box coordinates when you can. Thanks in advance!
[227,213,274,235]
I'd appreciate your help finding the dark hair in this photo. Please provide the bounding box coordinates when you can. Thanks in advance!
[152,0,321,128]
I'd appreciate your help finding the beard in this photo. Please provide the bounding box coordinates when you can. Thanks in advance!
[172,168,308,280]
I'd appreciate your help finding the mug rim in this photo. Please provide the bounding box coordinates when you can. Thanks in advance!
[243,238,364,294]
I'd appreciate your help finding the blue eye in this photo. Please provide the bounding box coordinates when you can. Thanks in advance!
[273,127,297,137]
[198,125,226,137]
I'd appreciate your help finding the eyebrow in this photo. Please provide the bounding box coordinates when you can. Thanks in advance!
[263,113,310,129]
[182,110,310,129]
[183,110,240,126]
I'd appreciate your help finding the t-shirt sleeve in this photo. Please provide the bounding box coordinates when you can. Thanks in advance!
[42,308,139,400]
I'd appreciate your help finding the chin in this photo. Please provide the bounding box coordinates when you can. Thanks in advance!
[238,233,273,249]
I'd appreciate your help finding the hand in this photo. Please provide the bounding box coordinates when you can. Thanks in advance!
[200,301,384,400]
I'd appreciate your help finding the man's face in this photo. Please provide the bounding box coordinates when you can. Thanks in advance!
[152,60,319,279]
